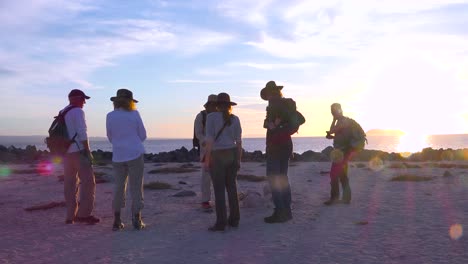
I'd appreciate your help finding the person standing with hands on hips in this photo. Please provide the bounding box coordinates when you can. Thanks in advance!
[203,92,242,231]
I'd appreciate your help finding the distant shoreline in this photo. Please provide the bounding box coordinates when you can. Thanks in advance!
[1,134,468,140]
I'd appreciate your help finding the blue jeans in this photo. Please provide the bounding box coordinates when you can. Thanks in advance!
[266,142,292,210]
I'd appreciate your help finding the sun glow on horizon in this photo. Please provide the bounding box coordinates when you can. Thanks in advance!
[396,133,429,153]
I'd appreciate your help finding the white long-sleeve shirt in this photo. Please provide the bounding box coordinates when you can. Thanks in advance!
[63,105,89,153]
[106,109,147,162]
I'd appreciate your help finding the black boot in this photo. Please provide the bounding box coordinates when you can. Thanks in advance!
[132,212,145,230]
[284,208,293,220]
[264,209,288,224]
[112,212,124,231]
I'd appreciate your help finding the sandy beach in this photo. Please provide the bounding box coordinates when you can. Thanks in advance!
[1,160,467,264]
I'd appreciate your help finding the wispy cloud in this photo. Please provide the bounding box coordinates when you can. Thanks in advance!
[216,0,274,26]
[0,3,234,93]
[167,80,224,84]
[229,61,318,70]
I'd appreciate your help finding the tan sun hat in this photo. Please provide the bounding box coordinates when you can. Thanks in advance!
[204,94,218,107]
[110,89,138,103]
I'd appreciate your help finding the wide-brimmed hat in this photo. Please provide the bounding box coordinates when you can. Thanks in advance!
[68,89,90,99]
[260,80,283,100]
[204,94,218,107]
[217,92,237,106]
[110,89,138,103]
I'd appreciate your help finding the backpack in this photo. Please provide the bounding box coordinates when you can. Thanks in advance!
[45,106,78,155]
[283,98,306,134]
[192,110,207,150]
[347,118,367,151]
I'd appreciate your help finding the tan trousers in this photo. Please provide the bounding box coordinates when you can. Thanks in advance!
[64,151,96,220]
[112,155,145,214]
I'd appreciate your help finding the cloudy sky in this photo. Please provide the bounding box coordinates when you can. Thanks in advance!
[1,0,467,138]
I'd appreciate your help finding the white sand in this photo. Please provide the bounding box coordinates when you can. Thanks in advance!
[1,161,468,264]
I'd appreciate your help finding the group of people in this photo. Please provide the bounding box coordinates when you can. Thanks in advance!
[61,88,147,230]
[60,80,360,232]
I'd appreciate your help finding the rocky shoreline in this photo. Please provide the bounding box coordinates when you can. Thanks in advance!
[1,145,467,164]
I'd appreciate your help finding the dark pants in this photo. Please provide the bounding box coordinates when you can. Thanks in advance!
[266,142,292,210]
[329,150,355,202]
[209,148,240,226]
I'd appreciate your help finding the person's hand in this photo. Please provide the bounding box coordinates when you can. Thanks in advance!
[80,149,94,165]
[274,117,281,126]
[326,131,334,139]
[268,122,276,130]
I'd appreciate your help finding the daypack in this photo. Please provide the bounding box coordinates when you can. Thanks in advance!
[347,117,367,151]
[266,98,306,135]
[45,106,78,155]
[282,98,306,134]
[192,110,207,150]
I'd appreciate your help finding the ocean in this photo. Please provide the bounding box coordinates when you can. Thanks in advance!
[1,134,467,154]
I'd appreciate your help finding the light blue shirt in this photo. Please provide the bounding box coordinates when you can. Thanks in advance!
[106,109,147,162]
[205,112,242,150]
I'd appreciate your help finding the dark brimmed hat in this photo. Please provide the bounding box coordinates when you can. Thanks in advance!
[204,94,218,107]
[110,89,138,103]
[68,89,90,99]
[260,80,283,100]
[217,92,237,106]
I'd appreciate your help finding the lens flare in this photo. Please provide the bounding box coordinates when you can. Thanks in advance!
[330,149,344,162]
[449,224,463,240]
[0,166,11,178]
[369,157,384,171]
[37,161,54,176]
[52,156,63,164]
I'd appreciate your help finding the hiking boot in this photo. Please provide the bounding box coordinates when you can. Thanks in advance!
[132,213,145,230]
[285,208,293,220]
[112,212,125,231]
[75,215,100,224]
[323,198,339,206]
[208,224,225,232]
[264,209,288,224]
[228,218,239,228]
[201,201,212,210]
[65,219,74,224]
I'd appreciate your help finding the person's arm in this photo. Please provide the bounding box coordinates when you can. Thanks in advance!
[235,116,242,170]
[202,114,215,168]
[106,113,112,143]
[326,118,337,139]
[135,111,147,141]
[194,112,206,144]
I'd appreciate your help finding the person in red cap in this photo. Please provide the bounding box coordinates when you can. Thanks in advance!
[63,89,100,224]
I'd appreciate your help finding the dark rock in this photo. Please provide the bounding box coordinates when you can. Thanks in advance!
[172,190,197,197]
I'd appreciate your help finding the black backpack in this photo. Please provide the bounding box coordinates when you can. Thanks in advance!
[282,98,306,134]
[45,106,78,155]
[192,110,207,150]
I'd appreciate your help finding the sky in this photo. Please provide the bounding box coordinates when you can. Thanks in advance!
[0,0,467,139]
